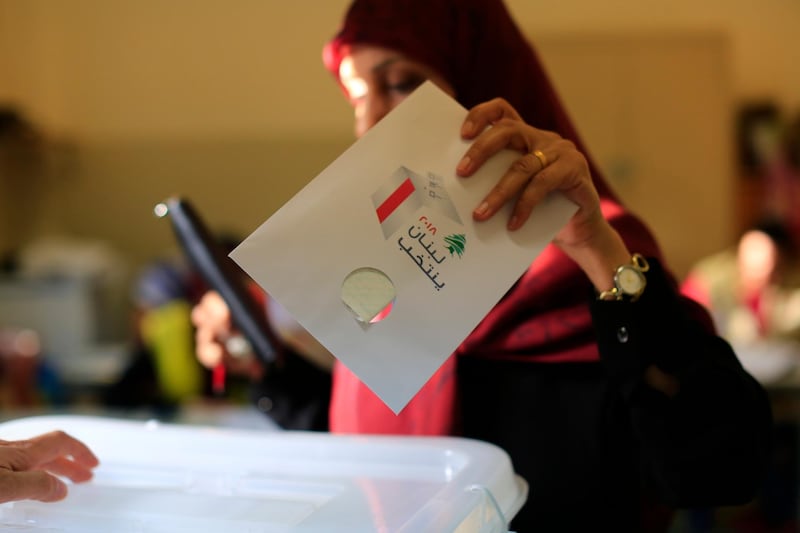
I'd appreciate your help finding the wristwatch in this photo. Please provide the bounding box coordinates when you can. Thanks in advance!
[598,253,650,302]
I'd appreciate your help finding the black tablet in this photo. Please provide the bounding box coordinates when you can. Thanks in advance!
[155,196,279,365]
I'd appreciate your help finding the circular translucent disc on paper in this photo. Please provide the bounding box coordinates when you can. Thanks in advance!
[341,268,395,323]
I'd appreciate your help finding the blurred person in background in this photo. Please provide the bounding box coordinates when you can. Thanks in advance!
[104,234,243,413]
[102,254,209,413]
[683,218,800,383]
[683,219,800,530]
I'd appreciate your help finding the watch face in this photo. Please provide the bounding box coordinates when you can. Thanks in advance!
[616,265,646,295]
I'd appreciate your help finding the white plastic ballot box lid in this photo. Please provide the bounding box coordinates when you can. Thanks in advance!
[0,415,528,532]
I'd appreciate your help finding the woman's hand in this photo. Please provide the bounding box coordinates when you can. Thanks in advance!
[457,98,680,397]
[191,291,264,380]
[0,431,99,504]
[457,97,631,289]
[457,98,605,246]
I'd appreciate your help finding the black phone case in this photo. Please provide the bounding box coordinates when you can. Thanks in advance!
[158,197,280,365]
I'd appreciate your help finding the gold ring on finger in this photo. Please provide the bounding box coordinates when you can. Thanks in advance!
[532,149,548,170]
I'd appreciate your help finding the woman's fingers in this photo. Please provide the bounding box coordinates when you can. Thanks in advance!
[471,148,554,224]
[505,156,570,230]
[460,97,522,138]
[468,135,586,224]
[0,470,67,504]
[457,117,550,176]
[458,99,600,235]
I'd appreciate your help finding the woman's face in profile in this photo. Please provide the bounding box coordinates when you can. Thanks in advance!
[338,45,454,139]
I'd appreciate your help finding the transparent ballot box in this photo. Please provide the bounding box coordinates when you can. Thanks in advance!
[0,415,527,532]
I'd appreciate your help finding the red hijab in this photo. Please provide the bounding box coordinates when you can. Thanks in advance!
[323,0,672,434]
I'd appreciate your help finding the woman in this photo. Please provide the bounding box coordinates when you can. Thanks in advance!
[192,0,772,530]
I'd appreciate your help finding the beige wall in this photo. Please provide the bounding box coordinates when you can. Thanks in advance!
[0,0,798,278]
[510,0,799,111]
[0,1,355,140]
[2,0,797,140]
[536,32,734,277]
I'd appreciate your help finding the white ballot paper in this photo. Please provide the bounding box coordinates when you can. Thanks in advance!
[231,82,577,413]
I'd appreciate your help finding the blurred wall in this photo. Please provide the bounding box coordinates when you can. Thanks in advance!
[0,0,798,278]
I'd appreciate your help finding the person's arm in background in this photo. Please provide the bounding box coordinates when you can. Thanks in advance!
[191,290,334,379]
[191,289,334,431]
[192,290,266,381]
[0,430,99,504]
